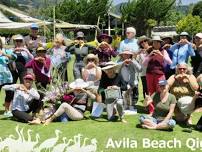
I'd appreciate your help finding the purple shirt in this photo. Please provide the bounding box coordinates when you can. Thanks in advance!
[25,57,51,84]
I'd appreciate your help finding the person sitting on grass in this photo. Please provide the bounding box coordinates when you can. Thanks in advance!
[44,79,96,125]
[139,80,176,130]
[2,73,41,124]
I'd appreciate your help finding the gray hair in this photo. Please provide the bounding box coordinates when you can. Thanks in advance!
[176,63,193,75]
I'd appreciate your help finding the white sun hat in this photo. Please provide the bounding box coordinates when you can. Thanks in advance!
[69,79,89,89]
[101,61,119,71]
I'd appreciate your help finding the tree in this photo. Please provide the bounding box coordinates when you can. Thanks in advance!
[120,0,175,36]
[0,0,19,8]
[192,1,202,19]
[36,0,111,25]
[176,14,202,36]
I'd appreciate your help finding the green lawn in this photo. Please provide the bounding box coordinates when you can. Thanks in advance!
[0,56,201,152]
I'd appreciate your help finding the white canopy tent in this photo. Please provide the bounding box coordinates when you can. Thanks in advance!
[0,4,41,23]
[0,4,51,29]
[0,11,13,23]
[55,21,98,29]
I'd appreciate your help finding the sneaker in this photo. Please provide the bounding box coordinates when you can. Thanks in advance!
[3,111,13,117]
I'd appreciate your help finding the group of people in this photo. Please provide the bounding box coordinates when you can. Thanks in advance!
[0,23,202,131]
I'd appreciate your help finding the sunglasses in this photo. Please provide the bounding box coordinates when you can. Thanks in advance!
[101,36,109,39]
[16,40,23,42]
[141,40,148,44]
[77,37,84,40]
[87,58,95,62]
[178,67,187,70]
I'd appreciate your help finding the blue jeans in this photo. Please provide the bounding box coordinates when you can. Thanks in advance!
[139,115,176,129]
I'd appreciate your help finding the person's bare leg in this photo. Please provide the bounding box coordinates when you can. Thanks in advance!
[142,119,157,127]
[28,118,41,125]
[44,114,56,125]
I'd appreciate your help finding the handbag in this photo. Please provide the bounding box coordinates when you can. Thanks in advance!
[104,87,122,99]
[91,102,105,118]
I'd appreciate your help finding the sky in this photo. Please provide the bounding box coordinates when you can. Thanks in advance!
[112,0,202,5]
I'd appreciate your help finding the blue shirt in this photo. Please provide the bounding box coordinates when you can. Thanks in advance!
[169,43,195,69]
[118,38,139,53]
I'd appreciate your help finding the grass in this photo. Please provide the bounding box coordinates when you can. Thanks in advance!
[0,56,201,152]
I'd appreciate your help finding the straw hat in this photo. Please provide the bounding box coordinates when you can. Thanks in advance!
[36,47,46,53]
[101,61,119,71]
[180,32,189,36]
[138,35,150,45]
[119,50,134,56]
[152,35,163,42]
[69,79,89,89]
[13,34,24,41]
[195,33,202,39]
[76,31,85,38]
[84,54,99,65]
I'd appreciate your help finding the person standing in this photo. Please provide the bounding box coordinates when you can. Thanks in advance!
[143,35,172,115]
[118,27,139,53]
[169,32,195,73]
[0,38,17,116]
[66,31,95,79]
[137,36,151,98]
[191,33,202,77]
[25,47,51,91]
[119,50,142,114]
[94,33,117,67]
[118,27,140,105]
[24,23,46,56]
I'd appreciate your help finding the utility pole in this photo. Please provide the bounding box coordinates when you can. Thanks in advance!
[53,6,56,39]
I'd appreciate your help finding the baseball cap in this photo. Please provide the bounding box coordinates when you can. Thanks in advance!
[31,23,39,30]
[158,80,168,86]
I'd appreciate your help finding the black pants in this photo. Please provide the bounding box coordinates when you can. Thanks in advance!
[6,65,27,103]
[165,69,175,80]
[12,99,43,123]
[141,76,147,98]
[0,84,15,103]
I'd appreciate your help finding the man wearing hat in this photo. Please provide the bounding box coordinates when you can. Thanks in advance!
[169,31,195,72]
[25,47,51,92]
[66,31,95,79]
[24,23,46,56]
[118,27,139,53]
[191,33,202,76]
[119,50,142,114]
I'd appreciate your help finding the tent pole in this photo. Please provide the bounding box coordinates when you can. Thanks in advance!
[95,16,100,40]
[108,13,111,36]
[53,6,56,39]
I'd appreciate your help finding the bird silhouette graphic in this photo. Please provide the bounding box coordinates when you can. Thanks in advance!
[0,126,100,152]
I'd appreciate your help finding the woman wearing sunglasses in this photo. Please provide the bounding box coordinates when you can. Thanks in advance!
[66,31,95,79]
[167,63,198,125]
